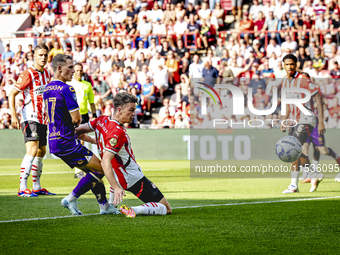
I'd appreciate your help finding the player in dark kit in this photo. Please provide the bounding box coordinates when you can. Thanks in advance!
[75,92,172,217]
[299,72,340,186]
[43,54,124,215]
[280,54,325,193]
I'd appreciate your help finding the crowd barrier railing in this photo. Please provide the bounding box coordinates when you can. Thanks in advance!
[4,32,200,50]
[220,28,337,49]
[5,28,338,51]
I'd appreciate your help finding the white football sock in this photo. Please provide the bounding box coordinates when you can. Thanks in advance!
[32,157,43,190]
[291,171,300,187]
[19,154,34,191]
[99,202,110,211]
[109,186,114,205]
[66,193,78,202]
[132,202,167,216]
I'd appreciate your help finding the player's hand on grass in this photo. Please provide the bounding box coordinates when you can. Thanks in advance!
[11,115,20,129]
[113,187,126,206]
[318,121,326,135]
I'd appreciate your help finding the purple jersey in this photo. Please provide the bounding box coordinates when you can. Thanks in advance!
[306,120,325,147]
[43,80,80,155]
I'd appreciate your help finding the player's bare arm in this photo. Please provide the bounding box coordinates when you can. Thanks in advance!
[77,134,96,144]
[70,108,81,127]
[8,89,21,129]
[90,103,96,120]
[75,123,93,136]
[323,100,329,122]
[101,150,126,206]
[313,92,325,135]
[75,124,96,145]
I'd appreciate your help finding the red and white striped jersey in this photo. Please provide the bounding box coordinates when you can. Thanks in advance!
[89,116,144,189]
[281,72,318,125]
[14,67,51,124]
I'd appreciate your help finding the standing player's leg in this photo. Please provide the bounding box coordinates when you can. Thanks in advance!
[74,114,89,179]
[60,147,119,215]
[313,145,340,186]
[31,146,55,195]
[300,142,311,181]
[18,140,39,197]
[309,130,340,182]
[31,123,55,195]
[283,124,312,193]
[301,142,318,183]
[316,146,340,165]
[301,124,324,183]
[117,176,172,217]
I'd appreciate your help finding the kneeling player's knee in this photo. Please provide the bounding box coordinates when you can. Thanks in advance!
[159,197,172,214]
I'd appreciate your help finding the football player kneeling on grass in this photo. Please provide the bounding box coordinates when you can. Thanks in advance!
[75,92,172,217]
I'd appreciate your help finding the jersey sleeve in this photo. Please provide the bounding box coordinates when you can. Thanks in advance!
[64,86,80,113]
[88,85,95,104]
[14,71,31,92]
[300,77,318,97]
[88,115,104,131]
[104,130,126,154]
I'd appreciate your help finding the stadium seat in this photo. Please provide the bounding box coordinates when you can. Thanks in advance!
[147,0,154,10]
[208,25,217,45]
[220,0,232,11]
[60,2,70,14]
[104,74,111,85]
[25,28,32,37]
[321,70,331,76]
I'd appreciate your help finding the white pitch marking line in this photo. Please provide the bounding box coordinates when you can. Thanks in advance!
[0,214,100,223]
[173,196,340,209]
[0,172,72,176]
[0,196,339,223]
[0,169,168,176]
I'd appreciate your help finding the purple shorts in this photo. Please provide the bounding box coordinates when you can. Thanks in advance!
[306,122,325,147]
[55,144,93,169]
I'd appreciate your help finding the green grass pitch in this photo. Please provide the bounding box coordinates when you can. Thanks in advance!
[0,159,340,254]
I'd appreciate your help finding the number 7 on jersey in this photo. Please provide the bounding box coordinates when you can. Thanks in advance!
[45,97,56,123]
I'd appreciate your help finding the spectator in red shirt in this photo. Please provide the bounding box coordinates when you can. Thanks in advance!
[29,0,43,21]
[237,12,254,44]
[91,15,106,51]
[254,11,266,42]
[253,84,270,108]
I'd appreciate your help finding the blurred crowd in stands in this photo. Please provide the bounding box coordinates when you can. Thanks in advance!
[1,0,340,129]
